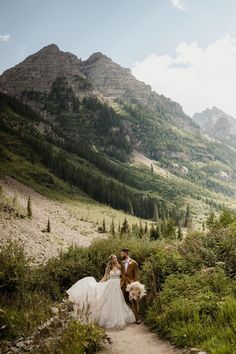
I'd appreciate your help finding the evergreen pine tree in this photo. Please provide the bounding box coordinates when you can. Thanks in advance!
[161,203,166,220]
[154,202,159,222]
[27,196,32,218]
[131,223,139,237]
[156,223,161,239]
[165,219,176,239]
[121,217,129,234]
[151,163,154,173]
[128,199,134,216]
[184,204,191,227]
[102,219,106,233]
[149,223,156,240]
[118,222,121,234]
[110,219,115,237]
[144,222,148,234]
[206,211,216,230]
[177,223,183,240]
[202,221,205,231]
[47,218,51,233]
[160,218,166,236]
[13,194,17,208]
[139,220,144,237]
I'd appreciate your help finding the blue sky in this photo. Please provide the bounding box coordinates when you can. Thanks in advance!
[1,0,236,115]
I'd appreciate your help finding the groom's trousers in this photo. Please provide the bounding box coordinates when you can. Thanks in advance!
[124,290,140,321]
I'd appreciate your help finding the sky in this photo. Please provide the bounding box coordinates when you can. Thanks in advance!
[1,0,236,117]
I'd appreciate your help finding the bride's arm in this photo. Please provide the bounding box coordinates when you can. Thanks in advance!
[99,270,109,282]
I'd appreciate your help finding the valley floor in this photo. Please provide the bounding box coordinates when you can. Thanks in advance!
[102,324,184,354]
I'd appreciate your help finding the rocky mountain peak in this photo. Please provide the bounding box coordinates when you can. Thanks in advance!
[79,50,195,132]
[192,106,236,139]
[85,52,113,64]
[38,43,60,53]
[0,44,86,95]
[0,43,197,132]
[80,50,155,105]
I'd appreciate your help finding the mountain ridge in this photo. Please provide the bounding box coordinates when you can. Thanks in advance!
[1,44,236,220]
[0,43,198,133]
[192,106,236,147]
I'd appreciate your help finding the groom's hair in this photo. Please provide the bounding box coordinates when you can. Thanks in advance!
[121,248,129,253]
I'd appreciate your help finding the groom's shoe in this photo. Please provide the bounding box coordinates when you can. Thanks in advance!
[136,319,142,325]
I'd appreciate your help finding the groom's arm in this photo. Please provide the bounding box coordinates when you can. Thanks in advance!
[133,261,139,281]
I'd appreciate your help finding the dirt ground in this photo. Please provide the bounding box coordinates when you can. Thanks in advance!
[0,177,105,263]
[101,324,184,354]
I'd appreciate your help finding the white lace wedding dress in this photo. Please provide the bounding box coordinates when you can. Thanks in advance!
[66,270,135,328]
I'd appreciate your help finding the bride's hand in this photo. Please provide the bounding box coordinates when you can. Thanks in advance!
[116,261,121,269]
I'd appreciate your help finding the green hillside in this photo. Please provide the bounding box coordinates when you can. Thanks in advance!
[0,93,182,223]
[1,79,236,228]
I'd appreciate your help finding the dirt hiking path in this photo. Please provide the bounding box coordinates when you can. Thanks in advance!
[101,324,184,354]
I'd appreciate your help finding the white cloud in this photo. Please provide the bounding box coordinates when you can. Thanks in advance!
[170,0,188,12]
[0,34,10,42]
[132,35,236,117]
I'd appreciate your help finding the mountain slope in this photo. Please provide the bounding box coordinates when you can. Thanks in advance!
[0,44,93,96]
[1,44,236,221]
[0,44,197,132]
[193,106,236,148]
[80,51,198,132]
[0,177,104,263]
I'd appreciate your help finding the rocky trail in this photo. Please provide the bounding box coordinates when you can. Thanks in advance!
[1,302,185,354]
[102,324,184,354]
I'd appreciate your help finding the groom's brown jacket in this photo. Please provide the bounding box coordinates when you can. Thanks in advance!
[120,258,139,292]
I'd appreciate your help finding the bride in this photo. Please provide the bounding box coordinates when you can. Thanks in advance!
[66,254,135,329]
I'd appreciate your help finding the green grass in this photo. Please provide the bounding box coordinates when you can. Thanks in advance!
[0,132,77,201]
[0,131,147,231]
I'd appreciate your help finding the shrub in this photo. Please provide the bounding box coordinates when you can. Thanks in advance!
[2,209,236,352]
[0,241,50,340]
[36,246,90,300]
[221,223,236,277]
[0,241,30,296]
[178,231,218,270]
[37,236,160,301]
[40,320,106,354]
[0,292,50,340]
[202,297,236,354]
[145,269,235,351]
[140,246,183,300]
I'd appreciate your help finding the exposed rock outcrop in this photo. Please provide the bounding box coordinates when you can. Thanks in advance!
[193,106,236,140]
[0,44,198,132]
[0,44,89,96]
[79,52,154,104]
[80,51,197,131]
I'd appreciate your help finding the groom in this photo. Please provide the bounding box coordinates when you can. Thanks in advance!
[120,248,141,324]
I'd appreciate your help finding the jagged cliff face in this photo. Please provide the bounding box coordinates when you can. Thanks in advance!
[193,107,236,139]
[0,45,153,104]
[0,43,197,132]
[0,44,91,96]
[79,52,153,104]
[80,52,197,131]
